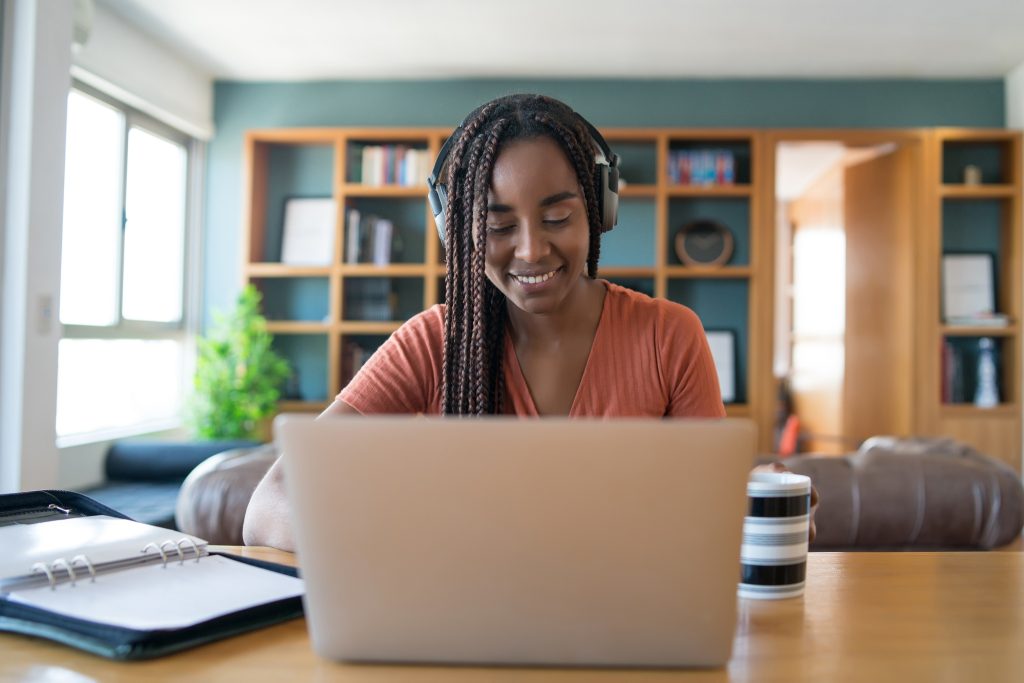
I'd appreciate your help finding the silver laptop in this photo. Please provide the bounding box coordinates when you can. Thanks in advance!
[276,415,756,668]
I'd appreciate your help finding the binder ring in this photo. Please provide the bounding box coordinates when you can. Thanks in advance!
[177,537,201,563]
[70,554,97,582]
[49,557,77,586]
[31,562,57,590]
[161,539,185,564]
[141,542,169,568]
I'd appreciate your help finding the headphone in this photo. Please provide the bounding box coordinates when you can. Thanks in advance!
[426,114,620,245]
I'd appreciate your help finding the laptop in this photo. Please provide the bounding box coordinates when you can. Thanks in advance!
[276,415,756,668]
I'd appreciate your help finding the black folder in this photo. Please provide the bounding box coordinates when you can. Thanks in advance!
[0,490,304,660]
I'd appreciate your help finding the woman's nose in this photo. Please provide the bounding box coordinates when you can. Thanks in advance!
[513,222,551,263]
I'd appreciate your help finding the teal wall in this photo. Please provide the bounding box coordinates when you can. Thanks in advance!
[204,78,1005,323]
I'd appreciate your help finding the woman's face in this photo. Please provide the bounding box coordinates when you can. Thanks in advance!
[481,136,592,317]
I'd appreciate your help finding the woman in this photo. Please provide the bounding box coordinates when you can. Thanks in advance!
[244,94,761,550]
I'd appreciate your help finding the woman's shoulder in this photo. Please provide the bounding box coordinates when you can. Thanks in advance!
[602,280,701,329]
[392,303,446,346]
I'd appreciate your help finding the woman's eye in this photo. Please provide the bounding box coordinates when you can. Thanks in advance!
[543,215,571,226]
[486,224,514,234]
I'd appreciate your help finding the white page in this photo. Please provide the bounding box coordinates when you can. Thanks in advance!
[8,555,304,630]
[0,516,206,580]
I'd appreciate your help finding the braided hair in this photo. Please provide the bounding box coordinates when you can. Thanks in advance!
[438,94,604,415]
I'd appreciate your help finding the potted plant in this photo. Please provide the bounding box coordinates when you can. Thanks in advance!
[188,285,291,441]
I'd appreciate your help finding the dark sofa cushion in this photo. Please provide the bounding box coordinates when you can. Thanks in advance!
[104,440,260,482]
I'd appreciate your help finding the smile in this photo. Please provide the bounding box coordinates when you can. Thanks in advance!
[511,268,560,285]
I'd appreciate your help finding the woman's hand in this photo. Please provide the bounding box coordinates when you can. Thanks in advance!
[750,462,819,543]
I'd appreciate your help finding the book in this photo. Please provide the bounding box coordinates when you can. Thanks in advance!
[945,313,1010,328]
[0,491,304,660]
[345,208,361,263]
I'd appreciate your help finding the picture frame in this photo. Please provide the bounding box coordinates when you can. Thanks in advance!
[704,329,736,403]
[941,252,995,321]
[281,197,336,265]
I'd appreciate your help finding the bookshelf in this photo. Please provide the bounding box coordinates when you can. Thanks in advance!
[919,129,1022,471]
[242,127,770,436]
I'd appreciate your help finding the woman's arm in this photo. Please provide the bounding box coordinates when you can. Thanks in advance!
[241,398,359,550]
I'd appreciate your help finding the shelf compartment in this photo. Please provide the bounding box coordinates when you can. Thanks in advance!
[601,197,656,268]
[255,277,330,323]
[666,138,753,187]
[274,334,330,403]
[342,277,424,322]
[941,139,1015,186]
[667,197,750,267]
[605,139,658,185]
[941,335,1013,408]
[343,197,427,265]
[252,142,335,264]
[344,138,430,187]
[667,278,749,404]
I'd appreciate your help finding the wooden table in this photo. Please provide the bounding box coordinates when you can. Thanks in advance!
[2,549,1022,682]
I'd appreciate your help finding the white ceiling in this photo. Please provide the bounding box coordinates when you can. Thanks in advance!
[100,0,1024,81]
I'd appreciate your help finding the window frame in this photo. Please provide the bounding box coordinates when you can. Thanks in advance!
[57,81,202,444]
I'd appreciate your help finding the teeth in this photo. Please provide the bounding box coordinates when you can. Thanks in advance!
[513,270,557,285]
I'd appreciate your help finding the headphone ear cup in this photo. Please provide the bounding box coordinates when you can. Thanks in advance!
[429,182,448,244]
[596,162,619,233]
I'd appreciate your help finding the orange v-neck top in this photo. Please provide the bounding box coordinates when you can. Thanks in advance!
[338,280,726,417]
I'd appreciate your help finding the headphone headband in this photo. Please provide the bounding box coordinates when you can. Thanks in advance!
[427,108,620,244]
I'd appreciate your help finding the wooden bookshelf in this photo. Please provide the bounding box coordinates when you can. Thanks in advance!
[920,129,1023,471]
[243,127,769,439]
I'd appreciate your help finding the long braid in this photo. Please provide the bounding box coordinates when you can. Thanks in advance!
[438,94,607,414]
[530,112,604,278]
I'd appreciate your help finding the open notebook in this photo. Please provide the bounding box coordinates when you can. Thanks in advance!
[0,493,304,659]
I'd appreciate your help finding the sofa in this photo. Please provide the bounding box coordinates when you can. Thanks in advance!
[82,439,260,528]
[174,436,1024,548]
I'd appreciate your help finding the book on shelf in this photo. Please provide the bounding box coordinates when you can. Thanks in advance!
[940,339,966,404]
[0,490,304,660]
[667,149,735,186]
[358,145,431,187]
[347,278,395,321]
[944,313,1010,328]
[346,211,399,265]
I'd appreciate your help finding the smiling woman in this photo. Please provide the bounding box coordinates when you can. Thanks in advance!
[244,94,727,548]
[322,94,725,418]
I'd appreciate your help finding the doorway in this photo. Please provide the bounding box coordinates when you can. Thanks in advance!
[769,134,920,454]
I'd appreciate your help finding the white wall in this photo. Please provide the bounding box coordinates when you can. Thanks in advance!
[73,1,213,140]
[1007,62,1024,129]
[0,0,73,493]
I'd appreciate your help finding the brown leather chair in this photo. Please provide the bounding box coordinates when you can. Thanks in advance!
[176,436,1024,549]
[786,436,1024,550]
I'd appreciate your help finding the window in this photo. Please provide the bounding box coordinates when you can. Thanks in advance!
[56,86,195,441]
